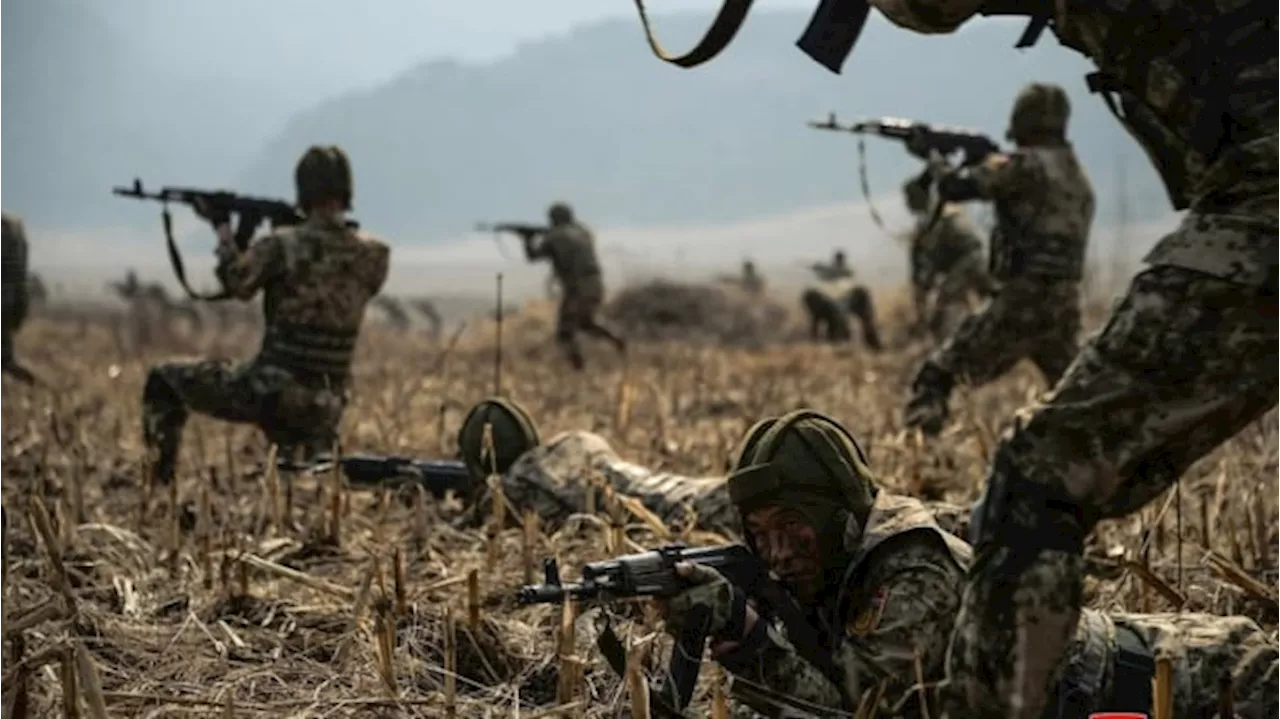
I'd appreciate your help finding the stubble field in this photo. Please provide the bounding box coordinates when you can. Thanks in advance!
[3,285,1276,718]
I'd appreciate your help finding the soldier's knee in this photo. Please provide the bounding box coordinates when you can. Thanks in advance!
[969,431,1096,556]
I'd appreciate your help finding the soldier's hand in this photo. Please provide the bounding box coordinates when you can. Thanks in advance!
[654,562,758,649]
[190,197,230,227]
[905,126,933,160]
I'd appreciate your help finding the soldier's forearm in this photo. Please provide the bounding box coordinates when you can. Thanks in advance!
[716,626,847,711]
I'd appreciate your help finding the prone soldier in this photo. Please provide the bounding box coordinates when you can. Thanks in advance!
[141,145,390,485]
[904,84,1094,436]
[652,412,1278,718]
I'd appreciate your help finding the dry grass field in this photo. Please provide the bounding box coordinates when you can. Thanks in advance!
[3,284,1276,718]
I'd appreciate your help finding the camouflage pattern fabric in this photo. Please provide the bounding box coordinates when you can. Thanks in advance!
[801,279,881,349]
[714,493,971,716]
[526,220,625,369]
[499,429,967,540]
[909,205,992,340]
[865,1,1277,715]
[906,277,1081,434]
[142,213,389,484]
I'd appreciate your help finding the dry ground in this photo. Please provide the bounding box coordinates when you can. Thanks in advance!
[2,286,1276,718]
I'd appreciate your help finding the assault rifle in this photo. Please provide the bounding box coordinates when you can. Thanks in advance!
[112,178,306,300]
[278,454,474,500]
[518,544,850,717]
[475,222,548,241]
[808,113,1000,168]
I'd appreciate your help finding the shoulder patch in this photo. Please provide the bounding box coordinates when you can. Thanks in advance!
[848,586,891,637]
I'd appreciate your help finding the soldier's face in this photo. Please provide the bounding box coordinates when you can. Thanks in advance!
[744,505,823,600]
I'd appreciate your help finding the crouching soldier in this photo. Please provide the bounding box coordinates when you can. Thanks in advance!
[652,411,1277,718]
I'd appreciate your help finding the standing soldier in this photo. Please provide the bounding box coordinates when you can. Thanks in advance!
[904,84,1094,436]
[1,212,36,383]
[903,170,994,340]
[141,145,390,486]
[521,202,626,370]
[857,3,1279,719]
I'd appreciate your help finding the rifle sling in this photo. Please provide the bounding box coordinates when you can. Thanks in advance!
[631,0,753,68]
[161,205,232,302]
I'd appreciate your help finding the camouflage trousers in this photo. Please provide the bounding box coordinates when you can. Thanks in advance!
[906,277,1080,434]
[498,430,967,539]
[925,253,995,341]
[142,357,348,484]
[556,274,625,370]
[944,264,1278,719]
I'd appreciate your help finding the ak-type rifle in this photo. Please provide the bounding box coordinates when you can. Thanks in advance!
[113,178,305,301]
[278,453,474,500]
[808,113,1001,167]
[517,544,852,717]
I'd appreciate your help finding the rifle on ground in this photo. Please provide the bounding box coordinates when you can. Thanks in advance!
[113,178,305,301]
[517,544,852,717]
[278,454,474,500]
[808,113,1000,167]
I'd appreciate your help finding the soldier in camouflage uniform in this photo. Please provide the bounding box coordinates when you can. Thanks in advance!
[521,202,625,370]
[861,1,1279,717]
[903,169,994,341]
[652,412,1277,718]
[802,252,882,349]
[717,259,766,296]
[141,146,390,485]
[1,211,36,383]
[904,84,1095,436]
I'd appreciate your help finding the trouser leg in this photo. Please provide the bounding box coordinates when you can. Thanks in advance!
[946,266,1278,719]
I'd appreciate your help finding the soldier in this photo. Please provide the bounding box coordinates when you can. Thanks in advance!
[652,412,1278,718]
[801,281,882,350]
[903,169,994,341]
[462,402,967,541]
[717,259,766,296]
[111,270,205,343]
[520,202,625,370]
[857,2,1278,717]
[809,250,853,282]
[409,297,443,340]
[140,145,390,486]
[903,84,1094,436]
[1,211,36,383]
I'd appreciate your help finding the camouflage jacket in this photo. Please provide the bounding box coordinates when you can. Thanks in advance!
[716,493,972,716]
[909,204,984,290]
[216,213,390,380]
[2,212,30,328]
[527,221,602,289]
[952,144,1095,283]
[868,0,1277,287]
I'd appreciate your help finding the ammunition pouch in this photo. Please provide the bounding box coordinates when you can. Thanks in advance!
[258,322,357,382]
[1042,619,1154,719]
[456,397,541,480]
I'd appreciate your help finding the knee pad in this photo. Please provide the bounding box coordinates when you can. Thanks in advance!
[969,437,1094,558]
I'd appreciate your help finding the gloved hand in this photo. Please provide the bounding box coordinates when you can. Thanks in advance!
[656,562,757,647]
[190,197,230,228]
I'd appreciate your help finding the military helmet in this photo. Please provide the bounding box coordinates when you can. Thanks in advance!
[727,416,780,473]
[295,145,353,210]
[833,250,847,266]
[727,409,876,522]
[456,397,541,479]
[1007,83,1071,142]
[547,202,574,225]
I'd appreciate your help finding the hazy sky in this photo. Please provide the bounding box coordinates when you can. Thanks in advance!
[104,0,819,96]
